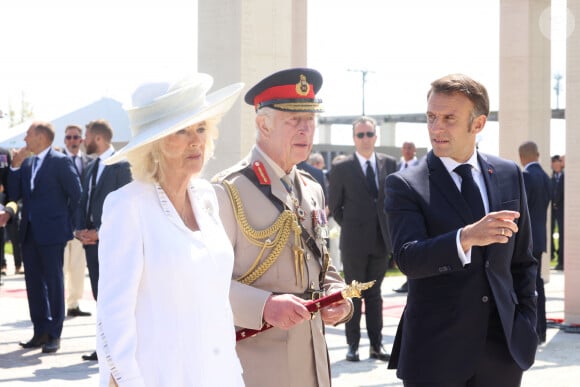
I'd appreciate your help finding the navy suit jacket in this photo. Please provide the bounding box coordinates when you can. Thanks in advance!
[8,148,82,245]
[0,147,11,205]
[551,171,564,213]
[329,152,397,256]
[384,151,537,383]
[297,161,327,201]
[523,163,550,254]
[63,149,92,180]
[76,158,132,231]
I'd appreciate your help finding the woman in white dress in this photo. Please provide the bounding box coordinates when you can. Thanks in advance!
[96,73,245,387]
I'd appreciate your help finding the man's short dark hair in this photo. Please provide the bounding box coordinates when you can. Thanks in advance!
[86,119,113,142]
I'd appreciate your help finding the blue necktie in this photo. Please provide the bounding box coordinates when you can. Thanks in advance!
[454,164,485,221]
[32,156,39,174]
[366,160,378,199]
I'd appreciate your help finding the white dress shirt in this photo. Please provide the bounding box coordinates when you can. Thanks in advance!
[439,153,489,266]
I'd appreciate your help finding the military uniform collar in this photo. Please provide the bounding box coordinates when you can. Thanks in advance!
[254,145,297,183]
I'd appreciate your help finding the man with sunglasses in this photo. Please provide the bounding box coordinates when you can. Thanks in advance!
[328,116,397,362]
[62,125,92,318]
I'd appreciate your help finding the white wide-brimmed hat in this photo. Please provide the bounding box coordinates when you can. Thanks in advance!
[105,73,244,165]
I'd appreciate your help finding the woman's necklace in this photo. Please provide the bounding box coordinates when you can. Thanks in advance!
[162,184,199,231]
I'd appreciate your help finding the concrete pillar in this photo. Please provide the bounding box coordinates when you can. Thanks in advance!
[564,0,580,324]
[317,123,332,144]
[378,122,396,147]
[499,0,552,281]
[198,0,307,178]
[499,0,551,164]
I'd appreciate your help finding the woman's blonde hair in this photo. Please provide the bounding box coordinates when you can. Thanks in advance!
[126,116,221,184]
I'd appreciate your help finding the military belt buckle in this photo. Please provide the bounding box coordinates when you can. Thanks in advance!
[309,290,323,300]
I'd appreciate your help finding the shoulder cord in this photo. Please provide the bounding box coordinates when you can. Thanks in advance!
[223,180,304,285]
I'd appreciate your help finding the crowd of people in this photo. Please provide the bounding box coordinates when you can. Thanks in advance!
[0,69,566,387]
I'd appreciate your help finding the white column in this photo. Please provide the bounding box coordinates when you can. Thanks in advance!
[564,0,580,324]
[499,0,551,164]
[499,0,552,281]
[317,123,332,144]
[198,0,307,178]
[378,122,396,147]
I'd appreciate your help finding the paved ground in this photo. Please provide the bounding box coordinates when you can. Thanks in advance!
[1,258,579,386]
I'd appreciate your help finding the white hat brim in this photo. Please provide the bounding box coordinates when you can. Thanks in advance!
[105,82,244,165]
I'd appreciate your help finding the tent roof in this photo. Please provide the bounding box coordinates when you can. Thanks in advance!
[0,97,131,149]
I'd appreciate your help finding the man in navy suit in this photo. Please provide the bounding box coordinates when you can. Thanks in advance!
[298,159,327,200]
[0,146,12,277]
[329,116,397,362]
[385,74,537,386]
[393,141,420,293]
[519,141,550,344]
[550,155,564,270]
[397,141,419,171]
[74,119,132,361]
[8,121,82,353]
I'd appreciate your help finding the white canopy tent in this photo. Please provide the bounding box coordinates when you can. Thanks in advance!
[0,97,131,150]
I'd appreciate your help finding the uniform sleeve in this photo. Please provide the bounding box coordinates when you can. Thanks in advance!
[213,182,272,329]
[96,189,146,387]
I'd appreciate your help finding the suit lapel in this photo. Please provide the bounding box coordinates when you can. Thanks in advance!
[376,154,385,178]
[33,149,52,185]
[352,153,366,182]
[427,152,474,224]
[478,154,499,212]
[92,165,111,198]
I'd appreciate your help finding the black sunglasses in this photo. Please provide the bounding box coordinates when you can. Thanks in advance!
[65,135,81,140]
[355,132,375,139]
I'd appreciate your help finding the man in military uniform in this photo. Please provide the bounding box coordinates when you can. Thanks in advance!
[213,68,353,387]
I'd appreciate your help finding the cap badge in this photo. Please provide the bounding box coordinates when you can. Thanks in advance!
[295,74,310,96]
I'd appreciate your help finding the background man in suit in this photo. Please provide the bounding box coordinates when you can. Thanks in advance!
[385,74,537,386]
[0,146,12,279]
[298,152,328,201]
[393,141,420,293]
[398,141,419,171]
[550,154,564,270]
[519,141,550,344]
[74,119,132,361]
[8,121,82,354]
[62,124,92,317]
[328,116,397,362]
[213,68,352,386]
[308,151,326,170]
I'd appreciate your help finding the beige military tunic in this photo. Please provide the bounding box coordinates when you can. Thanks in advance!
[214,146,347,387]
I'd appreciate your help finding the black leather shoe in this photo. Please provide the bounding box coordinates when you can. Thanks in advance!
[67,307,92,317]
[393,281,408,293]
[42,337,60,353]
[82,351,98,361]
[369,345,390,361]
[346,345,360,362]
[20,333,49,348]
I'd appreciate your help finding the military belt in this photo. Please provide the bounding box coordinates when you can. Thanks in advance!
[273,290,324,301]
